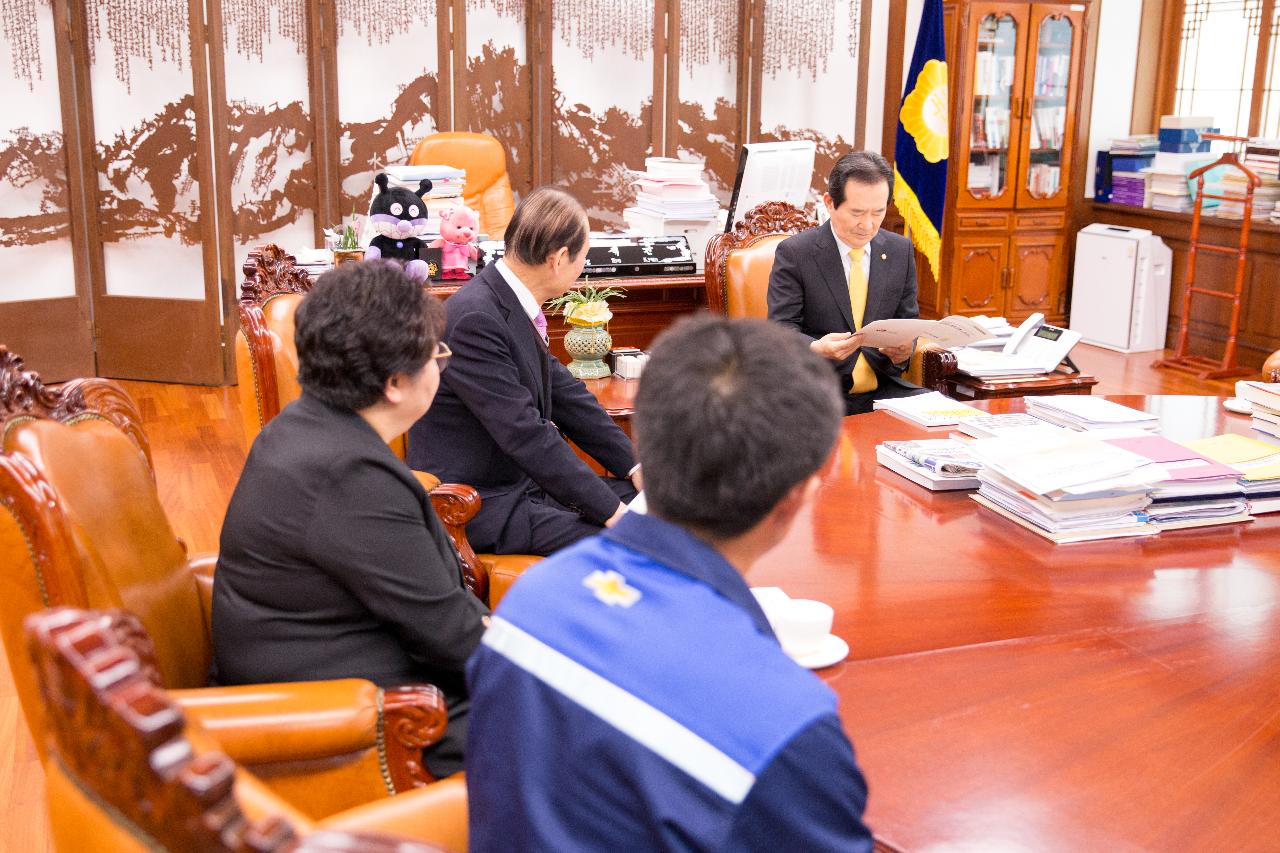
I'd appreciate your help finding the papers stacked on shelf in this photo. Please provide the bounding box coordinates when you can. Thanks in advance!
[624,157,722,271]
[872,391,983,427]
[875,440,983,491]
[966,431,1160,543]
[1023,396,1160,431]
[1187,433,1280,514]
[1237,381,1280,439]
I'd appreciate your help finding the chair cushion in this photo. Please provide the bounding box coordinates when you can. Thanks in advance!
[483,554,541,609]
[725,234,788,319]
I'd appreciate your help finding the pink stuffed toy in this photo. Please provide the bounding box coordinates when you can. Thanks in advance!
[430,206,480,280]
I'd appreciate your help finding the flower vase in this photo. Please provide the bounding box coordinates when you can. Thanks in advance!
[564,323,613,379]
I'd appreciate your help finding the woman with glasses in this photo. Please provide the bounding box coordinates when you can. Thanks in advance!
[212,260,487,779]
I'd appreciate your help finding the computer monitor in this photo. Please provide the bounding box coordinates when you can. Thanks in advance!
[724,140,818,231]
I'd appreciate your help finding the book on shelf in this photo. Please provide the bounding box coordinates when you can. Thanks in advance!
[1160,115,1215,129]
[872,391,983,427]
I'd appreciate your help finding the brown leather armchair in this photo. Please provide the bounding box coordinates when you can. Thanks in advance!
[704,201,958,392]
[29,607,468,853]
[237,245,538,606]
[0,348,449,819]
[408,131,516,239]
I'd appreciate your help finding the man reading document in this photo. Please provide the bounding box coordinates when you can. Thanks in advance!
[769,150,929,414]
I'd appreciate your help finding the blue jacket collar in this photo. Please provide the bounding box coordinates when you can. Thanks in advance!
[602,513,777,640]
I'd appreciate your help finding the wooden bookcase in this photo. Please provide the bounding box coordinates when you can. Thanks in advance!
[919,1,1089,325]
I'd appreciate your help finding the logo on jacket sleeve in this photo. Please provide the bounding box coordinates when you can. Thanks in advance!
[583,570,642,607]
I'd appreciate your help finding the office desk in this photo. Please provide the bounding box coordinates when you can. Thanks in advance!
[746,396,1279,851]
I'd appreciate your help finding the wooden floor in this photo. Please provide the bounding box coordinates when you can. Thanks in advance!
[0,345,1255,851]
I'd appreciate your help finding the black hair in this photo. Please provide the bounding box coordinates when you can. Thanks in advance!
[828,150,894,208]
[634,314,842,539]
[503,186,589,266]
[295,260,445,411]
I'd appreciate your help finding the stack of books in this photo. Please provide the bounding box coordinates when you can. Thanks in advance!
[1243,139,1280,179]
[1158,116,1217,153]
[1214,170,1280,220]
[374,164,468,240]
[1187,433,1280,515]
[872,391,983,427]
[1023,396,1160,432]
[875,440,983,491]
[1143,151,1216,213]
[967,431,1158,543]
[1110,168,1148,208]
[1095,137,1157,205]
[1238,382,1280,438]
[1102,435,1249,529]
[624,157,721,271]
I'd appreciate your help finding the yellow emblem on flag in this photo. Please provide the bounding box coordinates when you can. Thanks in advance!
[899,59,949,164]
[583,570,642,608]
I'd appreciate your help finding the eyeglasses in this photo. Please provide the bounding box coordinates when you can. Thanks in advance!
[432,341,452,372]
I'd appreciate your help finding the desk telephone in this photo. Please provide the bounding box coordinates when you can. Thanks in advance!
[955,313,1083,377]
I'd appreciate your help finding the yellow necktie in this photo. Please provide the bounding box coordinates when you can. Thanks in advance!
[847,247,878,393]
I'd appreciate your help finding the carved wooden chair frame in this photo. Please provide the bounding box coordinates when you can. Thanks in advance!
[0,348,444,793]
[239,246,491,599]
[704,200,817,315]
[27,607,449,853]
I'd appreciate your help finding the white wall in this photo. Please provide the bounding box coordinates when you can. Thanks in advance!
[1085,0,1142,198]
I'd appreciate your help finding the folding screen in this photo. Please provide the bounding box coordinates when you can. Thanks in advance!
[675,0,740,203]
[464,0,532,192]
[220,0,318,255]
[551,0,656,227]
[756,0,863,201]
[0,0,93,378]
[334,0,440,215]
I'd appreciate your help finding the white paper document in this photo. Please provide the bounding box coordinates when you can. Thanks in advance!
[856,315,991,349]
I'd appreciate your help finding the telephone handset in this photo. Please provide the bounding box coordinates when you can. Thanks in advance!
[1000,312,1082,371]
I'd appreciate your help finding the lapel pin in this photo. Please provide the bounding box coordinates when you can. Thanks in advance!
[880,253,887,260]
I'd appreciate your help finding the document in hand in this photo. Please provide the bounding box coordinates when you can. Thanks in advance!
[856,315,992,349]
[872,391,983,427]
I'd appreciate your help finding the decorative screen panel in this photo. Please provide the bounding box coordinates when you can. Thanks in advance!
[756,0,863,203]
[0,0,76,303]
[84,0,206,300]
[465,0,531,193]
[677,0,739,204]
[334,0,439,215]
[551,0,655,228]
[221,0,317,255]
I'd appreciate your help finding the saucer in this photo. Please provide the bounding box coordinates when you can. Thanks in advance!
[1223,398,1252,415]
[787,634,849,670]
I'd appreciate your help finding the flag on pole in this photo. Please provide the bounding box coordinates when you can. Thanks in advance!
[894,0,949,281]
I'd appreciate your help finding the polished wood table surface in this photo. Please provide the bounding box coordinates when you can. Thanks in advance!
[744,396,1280,852]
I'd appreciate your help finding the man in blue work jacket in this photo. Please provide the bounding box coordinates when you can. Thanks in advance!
[465,313,874,851]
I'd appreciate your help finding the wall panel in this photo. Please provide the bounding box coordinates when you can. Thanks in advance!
[464,0,532,194]
[675,0,739,203]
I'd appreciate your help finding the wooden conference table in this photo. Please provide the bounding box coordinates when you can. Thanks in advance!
[740,395,1280,852]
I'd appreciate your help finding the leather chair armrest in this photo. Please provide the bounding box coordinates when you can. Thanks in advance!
[318,775,468,853]
[482,554,541,609]
[188,552,217,635]
[428,483,488,603]
[905,340,958,392]
[172,680,447,775]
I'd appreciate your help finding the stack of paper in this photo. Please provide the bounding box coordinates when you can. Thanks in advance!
[964,316,1016,350]
[1187,433,1280,514]
[1213,171,1280,220]
[292,247,333,280]
[1102,435,1249,529]
[1237,382,1280,438]
[875,440,982,491]
[966,431,1159,543]
[1024,396,1160,431]
[872,391,983,427]
[624,157,721,271]
[958,412,1062,439]
[364,164,469,242]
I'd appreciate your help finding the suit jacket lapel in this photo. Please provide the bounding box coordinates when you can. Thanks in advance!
[814,223,855,330]
[483,267,552,414]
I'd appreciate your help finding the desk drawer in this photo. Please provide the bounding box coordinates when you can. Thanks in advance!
[956,213,1010,231]
[1016,211,1066,230]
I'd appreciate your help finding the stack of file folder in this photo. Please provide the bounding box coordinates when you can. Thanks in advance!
[1024,396,1160,431]
[966,431,1159,543]
[1238,382,1280,439]
[1102,435,1249,528]
[1188,433,1280,515]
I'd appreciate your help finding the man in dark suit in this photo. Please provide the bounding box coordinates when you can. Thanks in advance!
[768,150,927,415]
[408,188,639,556]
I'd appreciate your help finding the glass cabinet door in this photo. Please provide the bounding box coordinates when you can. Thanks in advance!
[964,12,1020,205]
[1024,14,1072,198]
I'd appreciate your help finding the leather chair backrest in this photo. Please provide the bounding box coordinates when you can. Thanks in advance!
[238,292,304,447]
[724,234,788,319]
[8,419,209,691]
[409,131,515,239]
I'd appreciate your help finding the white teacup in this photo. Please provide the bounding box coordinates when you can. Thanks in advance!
[772,599,834,659]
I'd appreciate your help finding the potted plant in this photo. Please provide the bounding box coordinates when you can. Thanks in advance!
[332,214,364,265]
[546,284,626,379]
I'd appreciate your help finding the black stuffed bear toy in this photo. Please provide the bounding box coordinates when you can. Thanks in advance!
[364,173,433,282]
